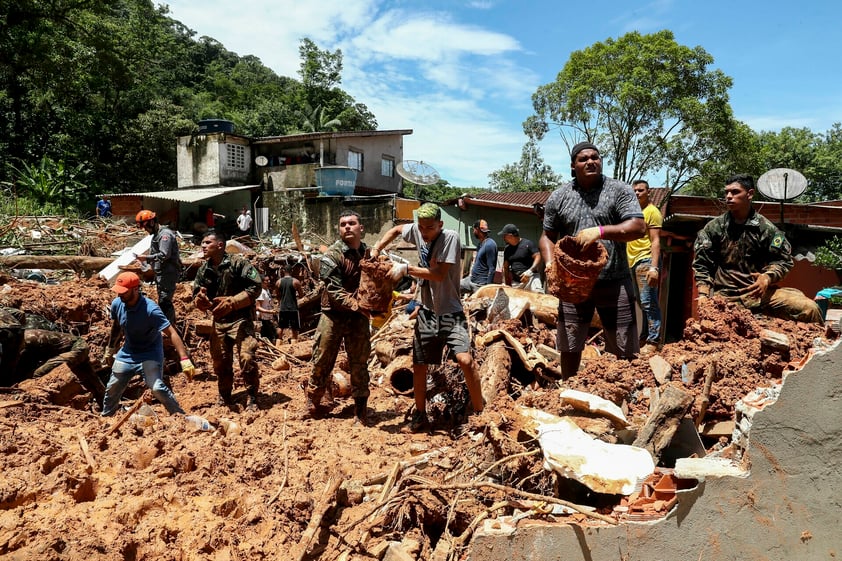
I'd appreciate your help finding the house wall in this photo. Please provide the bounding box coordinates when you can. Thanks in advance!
[176,133,251,188]
[334,135,403,193]
[261,191,395,248]
[468,341,842,561]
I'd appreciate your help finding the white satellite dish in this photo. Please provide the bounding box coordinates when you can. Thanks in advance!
[397,160,441,186]
[757,168,808,201]
[255,155,268,167]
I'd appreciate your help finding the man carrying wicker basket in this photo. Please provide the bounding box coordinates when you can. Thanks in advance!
[539,142,645,377]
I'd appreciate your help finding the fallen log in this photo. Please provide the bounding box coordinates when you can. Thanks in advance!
[292,474,343,561]
[478,341,511,405]
[470,285,559,326]
[633,383,694,462]
[0,255,203,277]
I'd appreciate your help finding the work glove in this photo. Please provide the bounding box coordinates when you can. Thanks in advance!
[101,346,117,369]
[519,269,534,284]
[195,287,213,311]
[180,357,196,380]
[576,227,602,246]
[645,267,659,286]
[211,291,252,321]
[388,262,409,282]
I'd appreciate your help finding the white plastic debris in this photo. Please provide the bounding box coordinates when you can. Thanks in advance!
[520,407,654,495]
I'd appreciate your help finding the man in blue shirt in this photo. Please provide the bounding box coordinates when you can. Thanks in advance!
[460,219,498,294]
[101,272,195,417]
[96,195,112,218]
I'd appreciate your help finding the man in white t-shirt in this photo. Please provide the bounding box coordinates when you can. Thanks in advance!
[236,208,252,234]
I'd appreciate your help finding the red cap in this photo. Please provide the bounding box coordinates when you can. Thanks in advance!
[112,272,140,294]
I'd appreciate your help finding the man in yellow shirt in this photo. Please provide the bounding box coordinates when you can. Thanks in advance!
[626,180,662,354]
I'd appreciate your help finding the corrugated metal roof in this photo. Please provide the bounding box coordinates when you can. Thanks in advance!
[252,129,413,145]
[459,187,669,210]
[107,185,259,203]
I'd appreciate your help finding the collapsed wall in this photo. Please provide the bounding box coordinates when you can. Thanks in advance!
[468,341,842,561]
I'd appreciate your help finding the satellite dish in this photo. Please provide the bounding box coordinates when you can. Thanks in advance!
[397,160,441,185]
[255,155,268,167]
[757,168,808,201]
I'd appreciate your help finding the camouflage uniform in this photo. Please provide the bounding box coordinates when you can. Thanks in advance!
[309,239,370,400]
[693,209,823,324]
[0,308,25,376]
[18,329,106,403]
[193,253,263,400]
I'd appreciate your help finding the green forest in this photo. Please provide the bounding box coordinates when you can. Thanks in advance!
[3,5,842,213]
[0,0,376,214]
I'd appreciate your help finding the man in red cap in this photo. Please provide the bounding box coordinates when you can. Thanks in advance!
[101,272,195,416]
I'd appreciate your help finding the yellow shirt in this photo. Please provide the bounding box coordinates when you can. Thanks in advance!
[627,203,663,267]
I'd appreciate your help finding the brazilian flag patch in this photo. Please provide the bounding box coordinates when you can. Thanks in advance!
[771,233,784,249]
[247,267,260,281]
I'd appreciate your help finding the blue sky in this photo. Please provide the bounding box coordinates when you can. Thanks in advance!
[159,0,842,188]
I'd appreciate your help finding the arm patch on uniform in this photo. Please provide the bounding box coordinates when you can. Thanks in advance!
[771,233,784,249]
[247,267,260,282]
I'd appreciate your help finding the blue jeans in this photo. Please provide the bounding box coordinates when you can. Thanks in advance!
[632,259,662,344]
[101,359,184,416]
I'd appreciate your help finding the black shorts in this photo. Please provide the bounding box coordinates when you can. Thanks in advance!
[277,311,300,330]
[412,308,471,365]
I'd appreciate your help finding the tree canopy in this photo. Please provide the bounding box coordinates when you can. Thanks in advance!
[488,139,561,192]
[0,0,376,211]
[524,30,736,193]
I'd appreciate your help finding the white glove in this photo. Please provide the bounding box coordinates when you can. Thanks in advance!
[388,263,408,282]
[520,269,534,282]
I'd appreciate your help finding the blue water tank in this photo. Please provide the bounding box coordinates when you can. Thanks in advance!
[198,119,235,134]
[316,166,358,196]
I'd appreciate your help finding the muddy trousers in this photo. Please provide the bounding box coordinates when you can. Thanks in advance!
[749,286,824,325]
[156,270,179,326]
[210,317,260,399]
[102,359,184,416]
[24,331,105,402]
[310,311,370,399]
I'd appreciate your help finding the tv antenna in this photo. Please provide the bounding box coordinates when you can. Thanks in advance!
[397,160,441,196]
[756,168,808,223]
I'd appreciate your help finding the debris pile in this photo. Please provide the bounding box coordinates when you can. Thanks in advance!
[0,233,835,560]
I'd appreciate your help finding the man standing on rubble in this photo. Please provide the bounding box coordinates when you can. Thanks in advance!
[96,195,112,218]
[101,272,194,417]
[303,211,372,425]
[499,223,543,292]
[276,265,304,344]
[693,174,823,324]
[539,142,645,377]
[193,231,264,409]
[237,208,252,235]
[627,179,663,354]
[134,210,182,326]
[372,203,484,432]
[460,219,498,294]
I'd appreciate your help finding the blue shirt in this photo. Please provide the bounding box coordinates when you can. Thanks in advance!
[110,294,170,364]
[96,199,112,217]
[470,237,498,285]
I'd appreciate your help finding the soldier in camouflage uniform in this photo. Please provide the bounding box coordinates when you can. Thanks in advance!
[193,231,263,409]
[0,307,105,404]
[0,307,25,376]
[693,174,823,324]
[304,210,371,424]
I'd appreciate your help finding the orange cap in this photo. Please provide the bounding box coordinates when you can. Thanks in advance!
[112,271,140,294]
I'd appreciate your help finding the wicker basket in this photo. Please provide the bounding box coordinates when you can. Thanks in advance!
[545,236,608,304]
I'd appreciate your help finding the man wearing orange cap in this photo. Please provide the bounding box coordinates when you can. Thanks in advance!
[101,272,195,417]
[134,210,182,325]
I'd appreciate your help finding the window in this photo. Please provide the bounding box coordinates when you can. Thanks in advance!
[225,144,246,170]
[348,149,364,171]
[381,157,395,177]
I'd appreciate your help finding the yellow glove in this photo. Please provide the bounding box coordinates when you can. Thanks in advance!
[576,226,602,245]
[101,346,117,369]
[180,357,195,380]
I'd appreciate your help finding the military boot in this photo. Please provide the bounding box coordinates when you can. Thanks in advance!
[246,388,259,411]
[300,387,325,420]
[354,397,369,426]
